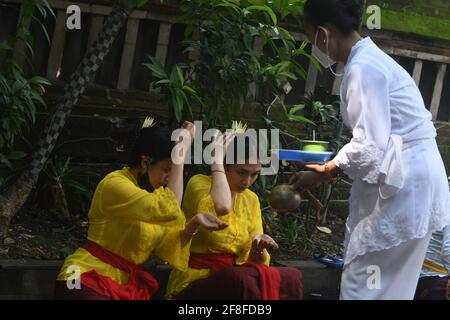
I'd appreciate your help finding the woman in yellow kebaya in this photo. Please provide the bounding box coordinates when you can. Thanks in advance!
[54,120,227,300]
[166,130,303,300]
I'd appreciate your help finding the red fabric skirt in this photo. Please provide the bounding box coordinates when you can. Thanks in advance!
[176,265,303,300]
[181,252,302,300]
[55,240,158,300]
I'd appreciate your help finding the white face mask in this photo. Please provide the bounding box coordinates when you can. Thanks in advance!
[312,28,343,77]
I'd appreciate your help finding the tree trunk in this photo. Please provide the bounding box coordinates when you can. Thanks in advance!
[0,178,33,237]
[0,4,131,238]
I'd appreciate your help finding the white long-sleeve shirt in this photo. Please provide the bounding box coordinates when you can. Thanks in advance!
[334,37,450,266]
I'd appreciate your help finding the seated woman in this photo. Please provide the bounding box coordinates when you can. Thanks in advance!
[414,224,450,300]
[54,120,227,300]
[166,131,303,300]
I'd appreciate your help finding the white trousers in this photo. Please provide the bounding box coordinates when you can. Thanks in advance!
[340,232,432,300]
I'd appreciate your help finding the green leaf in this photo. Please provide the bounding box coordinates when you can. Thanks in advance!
[215,2,241,14]
[299,51,322,71]
[289,104,305,115]
[21,0,35,19]
[39,20,51,44]
[288,114,316,125]
[279,71,298,80]
[182,85,197,96]
[28,76,51,86]
[30,89,45,107]
[154,79,172,86]
[143,57,167,79]
[170,67,179,85]
[171,89,184,122]
[276,26,295,43]
[175,65,184,86]
[247,5,277,25]
[292,60,308,80]
[67,180,90,194]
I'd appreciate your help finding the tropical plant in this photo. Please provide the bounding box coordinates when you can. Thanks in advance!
[144,57,198,124]
[0,0,150,237]
[0,68,50,160]
[0,0,53,190]
[158,0,316,127]
[38,156,95,220]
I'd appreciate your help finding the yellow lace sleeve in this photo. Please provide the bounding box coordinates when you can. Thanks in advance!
[98,174,182,224]
[154,214,192,272]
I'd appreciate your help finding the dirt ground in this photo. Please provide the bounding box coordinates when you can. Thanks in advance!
[0,204,345,262]
[0,207,87,260]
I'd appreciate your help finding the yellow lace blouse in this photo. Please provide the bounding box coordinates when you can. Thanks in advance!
[165,174,269,298]
[57,167,189,284]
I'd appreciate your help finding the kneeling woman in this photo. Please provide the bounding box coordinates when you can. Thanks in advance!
[55,120,226,300]
[166,132,303,300]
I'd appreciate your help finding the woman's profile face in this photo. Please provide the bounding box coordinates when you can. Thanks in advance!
[225,162,262,193]
[304,23,324,51]
[304,22,340,62]
[147,158,172,189]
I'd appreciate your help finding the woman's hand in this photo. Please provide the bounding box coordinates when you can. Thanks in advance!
[181,213,228,246]
[252,234,279,251]
[211,131,235,166]
[289,171,327,191]
[195,213,228,231]
[248,234,278,264]
[172,121,195,165]
[178,121,195,147]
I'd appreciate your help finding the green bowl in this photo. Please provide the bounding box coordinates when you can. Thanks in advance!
[301,140,329,152]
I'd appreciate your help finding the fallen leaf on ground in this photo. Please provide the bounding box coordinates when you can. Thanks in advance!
[317,226,332,234]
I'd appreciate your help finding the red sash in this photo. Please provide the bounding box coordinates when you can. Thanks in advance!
[243,262,280,300]
[80,240,159,300]
[189,252,280,300]
[189,252,235,272]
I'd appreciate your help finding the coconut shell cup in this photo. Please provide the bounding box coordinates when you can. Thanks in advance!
[266,184,301,213]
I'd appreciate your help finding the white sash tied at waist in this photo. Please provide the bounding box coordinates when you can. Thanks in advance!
[378,124,436,199]
[379,134,404,199]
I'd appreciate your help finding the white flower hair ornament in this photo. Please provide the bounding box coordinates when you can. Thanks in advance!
[231,120,248,133]
[142,116,157,129]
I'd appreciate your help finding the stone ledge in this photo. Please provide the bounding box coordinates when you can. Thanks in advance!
[0,259,341,300]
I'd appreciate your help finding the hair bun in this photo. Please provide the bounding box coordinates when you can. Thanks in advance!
[304,0,365,35]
